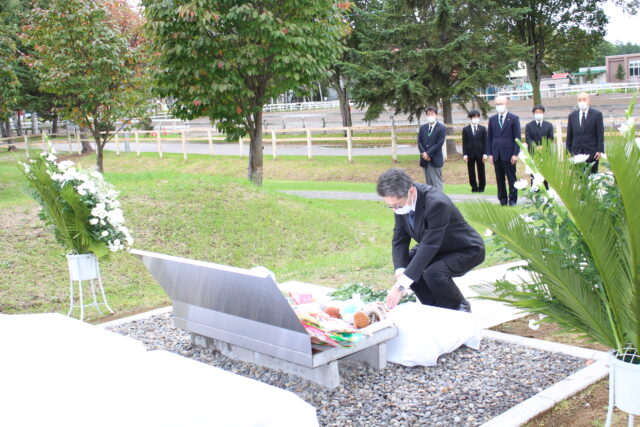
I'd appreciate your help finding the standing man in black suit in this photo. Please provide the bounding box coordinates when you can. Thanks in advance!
[487,96,521,206]
[377,168,485,312]
[417,106,446,191]
[462,110,487,193]
[524,105,553,189]
[566,92,605,174]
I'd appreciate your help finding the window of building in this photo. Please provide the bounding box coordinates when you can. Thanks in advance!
[630,60,640,77]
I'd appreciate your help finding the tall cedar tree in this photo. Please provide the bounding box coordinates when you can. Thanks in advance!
[23,0,150,172]
[345,0,524,155]
[143,0,348,185]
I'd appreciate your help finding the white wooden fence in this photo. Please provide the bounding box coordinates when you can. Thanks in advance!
[1,119,637,162]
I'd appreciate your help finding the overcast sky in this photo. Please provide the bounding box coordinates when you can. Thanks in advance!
[603,1,640,44]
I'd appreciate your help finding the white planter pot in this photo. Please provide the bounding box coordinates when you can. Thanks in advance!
[610,348,640,416]
[66,253,98,281]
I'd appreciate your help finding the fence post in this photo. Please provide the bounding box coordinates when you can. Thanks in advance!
[157,130,163,159]
[207,129,214,155]
[306,128,312,160]
[555,120,563,146]
[181,130,188,161]
[66,131,72,154]
[76,131,82,155]
[115,133,120,155]
[135,131,140,157]
[347,127,353,163]
[239,136,244,158]
[391,117,398,163]
[271,130,277,160]
[24,135,30,157]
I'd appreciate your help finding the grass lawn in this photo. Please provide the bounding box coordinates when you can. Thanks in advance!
[0,150,510,321]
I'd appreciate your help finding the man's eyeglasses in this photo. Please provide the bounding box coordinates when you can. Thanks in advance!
[384,197,408,210]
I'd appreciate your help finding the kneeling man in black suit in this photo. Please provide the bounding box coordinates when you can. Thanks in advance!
[378,169,485,312]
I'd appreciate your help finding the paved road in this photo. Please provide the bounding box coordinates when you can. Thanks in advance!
[101,141,429,157]
[282,190,501,204]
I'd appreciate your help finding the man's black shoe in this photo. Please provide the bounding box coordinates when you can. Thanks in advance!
[457,299,472,313]
[471,188,478,193]
[508,201,517,206]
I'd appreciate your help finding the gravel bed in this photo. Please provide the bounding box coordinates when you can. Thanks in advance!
[108,313,586,427]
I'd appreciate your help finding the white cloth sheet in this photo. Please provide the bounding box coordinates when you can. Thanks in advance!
[385,302,482,367]
[0,313,318,427]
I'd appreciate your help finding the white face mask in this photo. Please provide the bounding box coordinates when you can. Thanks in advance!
[534,113,544,121]
[394,192,414,215]
[426,115,437,124]
[496,105,506,114]
[471,118,480,125]
[578,101,588,111]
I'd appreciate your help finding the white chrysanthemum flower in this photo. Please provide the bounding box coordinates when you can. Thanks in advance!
[571,154,590,164]
[19,162,31,174]
[77,188,87,196]
[57,160,75,171]
[113,239,121,246]
[619,123,629,134]
[46,154,57,162]
[107,209,125,225]
[514,179,529,190]
[89,218,99,225]
[521,214,535,223]
[528,319,541,331]
[483,229,493,237]
[524,165,533,175]
[101,230,109,237]
[547,189,560,200]
[532,173,545,186]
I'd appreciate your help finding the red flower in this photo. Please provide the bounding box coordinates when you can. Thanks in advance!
[193,100,201,107]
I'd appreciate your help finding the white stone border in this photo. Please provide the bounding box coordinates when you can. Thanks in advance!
[97,305,173,328]
[481,329,610,427]
[97,305,612,427]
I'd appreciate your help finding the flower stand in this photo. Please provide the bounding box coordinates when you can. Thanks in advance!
[66,254,114,321]
[605,346,640,427]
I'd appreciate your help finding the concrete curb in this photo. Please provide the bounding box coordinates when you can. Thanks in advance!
[97,305,173,328]
[481,330,610,427]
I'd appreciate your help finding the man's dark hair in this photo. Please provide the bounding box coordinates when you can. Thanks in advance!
[468,109,480,118]
[426,106,438,115]
[532,105,545,113]
[377,168,413,198]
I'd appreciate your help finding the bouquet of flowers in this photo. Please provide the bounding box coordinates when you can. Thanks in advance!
[19,146,132,259]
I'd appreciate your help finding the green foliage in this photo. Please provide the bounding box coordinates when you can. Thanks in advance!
[344,0,525,122]
[0,3,21,121]
[22,0,150,171]
[495,0,629,103]
[464,99,640,353]
[330,282,416,304]
[586,40,640,68]
[143,0,348,183]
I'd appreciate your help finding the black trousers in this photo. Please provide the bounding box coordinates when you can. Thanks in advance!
[409,246,485,310]
[494,158,517,206]
[467,156,486,191]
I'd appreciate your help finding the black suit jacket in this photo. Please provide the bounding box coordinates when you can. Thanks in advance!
[525,120,554,152]
[391,183,485,282]
[566,108,604,155]
[487,112,521,160]
[417,121,446,168]
[462,124,487,159]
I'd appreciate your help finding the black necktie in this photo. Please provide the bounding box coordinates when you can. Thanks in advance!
[408,210,415,231]
[537,121,541,128]
[499,115,504,127]
[581,112,586,126]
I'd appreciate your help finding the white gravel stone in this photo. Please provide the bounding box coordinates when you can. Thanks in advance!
[108,312,585,426]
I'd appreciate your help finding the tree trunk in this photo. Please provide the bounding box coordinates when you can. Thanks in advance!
[31,112,39,135]
[247,109,264,186]
[92,129,105,172]
[0,120,6,138]
[52,113,59,135]
[13,112,22,137]
[331,73,352,137]
[527,60,542,106]
[442,98,457,157]
[79,128,94,153]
